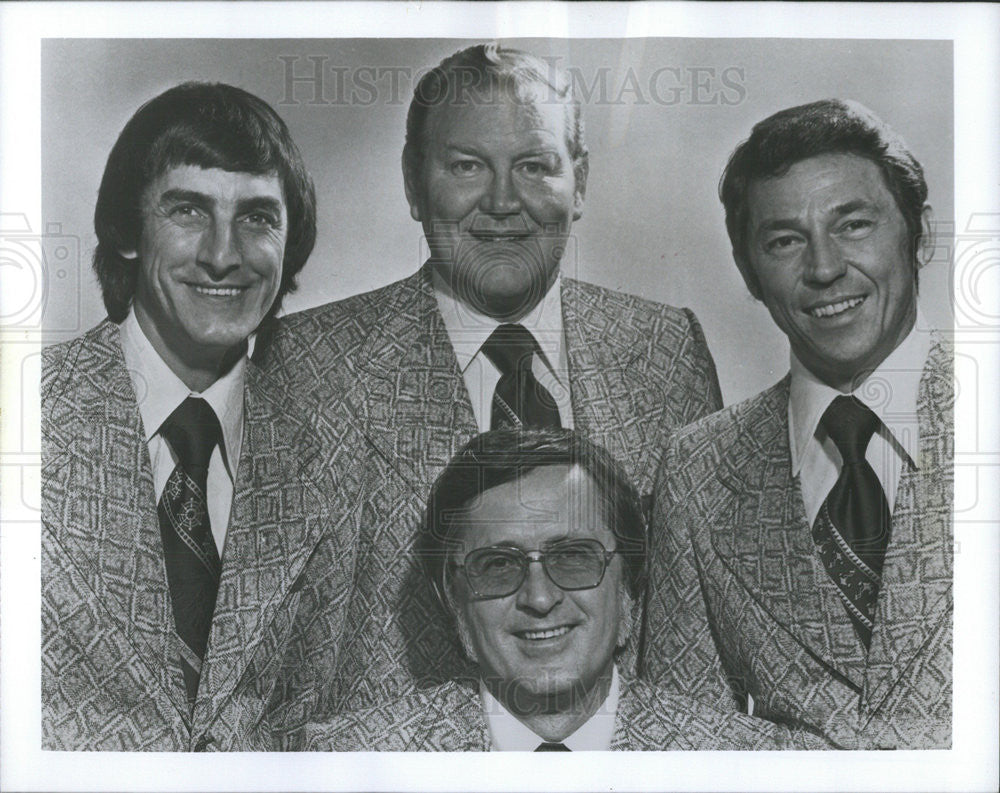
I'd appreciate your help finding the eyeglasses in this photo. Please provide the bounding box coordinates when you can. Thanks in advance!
[453,538,618,600]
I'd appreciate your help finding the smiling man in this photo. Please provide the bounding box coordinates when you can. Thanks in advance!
[42,83,360,750]
[305,430,830,751]
[642,100,953,748]
[257,43,722,715]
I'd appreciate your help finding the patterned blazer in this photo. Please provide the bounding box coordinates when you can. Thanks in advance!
[641,332,953,749]
[302,674,832,751]
[257,265,722,721]
[42,320,364,751]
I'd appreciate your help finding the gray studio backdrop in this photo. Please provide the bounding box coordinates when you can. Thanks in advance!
[42,38,953,405]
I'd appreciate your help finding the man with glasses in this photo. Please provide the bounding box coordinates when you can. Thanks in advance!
[303,430,829,750]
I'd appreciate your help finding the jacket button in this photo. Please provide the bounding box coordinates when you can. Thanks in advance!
[194,734,215,751]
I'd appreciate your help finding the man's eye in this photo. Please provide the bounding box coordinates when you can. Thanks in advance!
[242,212,278,229]
[480,554,517,572]
[171,205,204,221]
[450,160,483,177]
[518,161,546,176]
[764,234,801,253]
[840,218,874,236]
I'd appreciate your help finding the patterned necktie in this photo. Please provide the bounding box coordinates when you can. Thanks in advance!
[157,396,223,705]
[811,395,892,649]
[481,323,562,430]
[535,742,571,751]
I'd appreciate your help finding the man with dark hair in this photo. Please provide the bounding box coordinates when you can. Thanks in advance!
[642,99,952,748]
[258,42,723,716]
[305,430,830,751]
[42,82,360,750]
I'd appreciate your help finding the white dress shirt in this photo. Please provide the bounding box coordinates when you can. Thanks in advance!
[119,309,246,555]
[789,315,932,526]
[481,665,620,751]
[432,269,573,432]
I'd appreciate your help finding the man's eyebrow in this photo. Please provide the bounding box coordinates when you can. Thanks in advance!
[444,144,484,157]
[158,188,212,206]
[156,189,283,216]
[756,216,803,233]
[236,195,284,216]
[831,199,879,217]
[755,199,881,233]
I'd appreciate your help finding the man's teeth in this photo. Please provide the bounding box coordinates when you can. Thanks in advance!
[520,626,571,640]
[808,296,864,318]
[194,286,242,296]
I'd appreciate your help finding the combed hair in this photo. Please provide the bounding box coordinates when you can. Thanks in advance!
[403,43,587,183]
[719,98,928,296]
[93,81,316,321]
[421,428,646,608]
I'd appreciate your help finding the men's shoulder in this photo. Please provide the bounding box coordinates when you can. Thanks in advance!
[668,378,790,460]
[42,320,120,399]
[254,271,427,384]
[302,679,484,751]
[276,272,422,341]
[564,277,703,341]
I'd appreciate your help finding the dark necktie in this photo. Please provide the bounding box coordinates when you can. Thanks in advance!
[157,396,223,705]
[535,742,571,751]
[811,395,892,649]
[481,323,562,430]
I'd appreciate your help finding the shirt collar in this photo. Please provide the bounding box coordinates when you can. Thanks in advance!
[480,665,619,751]
[789,310,931,474]
[431,266,566,380]
[119,308,246,479]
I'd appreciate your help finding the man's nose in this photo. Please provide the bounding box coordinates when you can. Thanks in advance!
[515,559,563,614]
[802,236,847,285]
[198,222,242,276]
[479,171,521,216]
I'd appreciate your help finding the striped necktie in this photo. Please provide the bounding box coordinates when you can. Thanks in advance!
[157,396,223,706]
[481,323,562,430]
[811,395,892,648]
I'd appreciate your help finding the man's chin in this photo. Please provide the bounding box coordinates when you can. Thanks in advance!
[464,285,545,321]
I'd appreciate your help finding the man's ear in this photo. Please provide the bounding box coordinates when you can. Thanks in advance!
[572,153,589,221]
[402,152,423,223]
[734,250,763,302]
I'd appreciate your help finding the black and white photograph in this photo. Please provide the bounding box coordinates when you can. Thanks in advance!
[0,3,997,792]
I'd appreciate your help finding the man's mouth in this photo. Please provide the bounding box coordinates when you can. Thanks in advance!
[191,285,247,297]
[471,232,529,243]
[514,625,573,641]
[805,295,865,318]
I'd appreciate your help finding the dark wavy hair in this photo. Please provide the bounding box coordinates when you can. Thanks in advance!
[719,99,929,296]
[402,43,588,189]
[93,81,316,322]
[421,428,646,611]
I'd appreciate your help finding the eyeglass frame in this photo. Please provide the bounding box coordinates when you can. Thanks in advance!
[450,537,620,600]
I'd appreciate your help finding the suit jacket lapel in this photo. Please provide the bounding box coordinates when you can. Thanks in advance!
[43,320,190,720]
[561,278,660,496]
[710,380,864,686]
[194,360,352,732]
[863,333,954,713]
[354,267,478,498]
[411,680,490,751]
[610,676,686,751]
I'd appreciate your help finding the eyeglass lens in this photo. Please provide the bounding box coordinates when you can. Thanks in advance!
[464,540,608,597]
